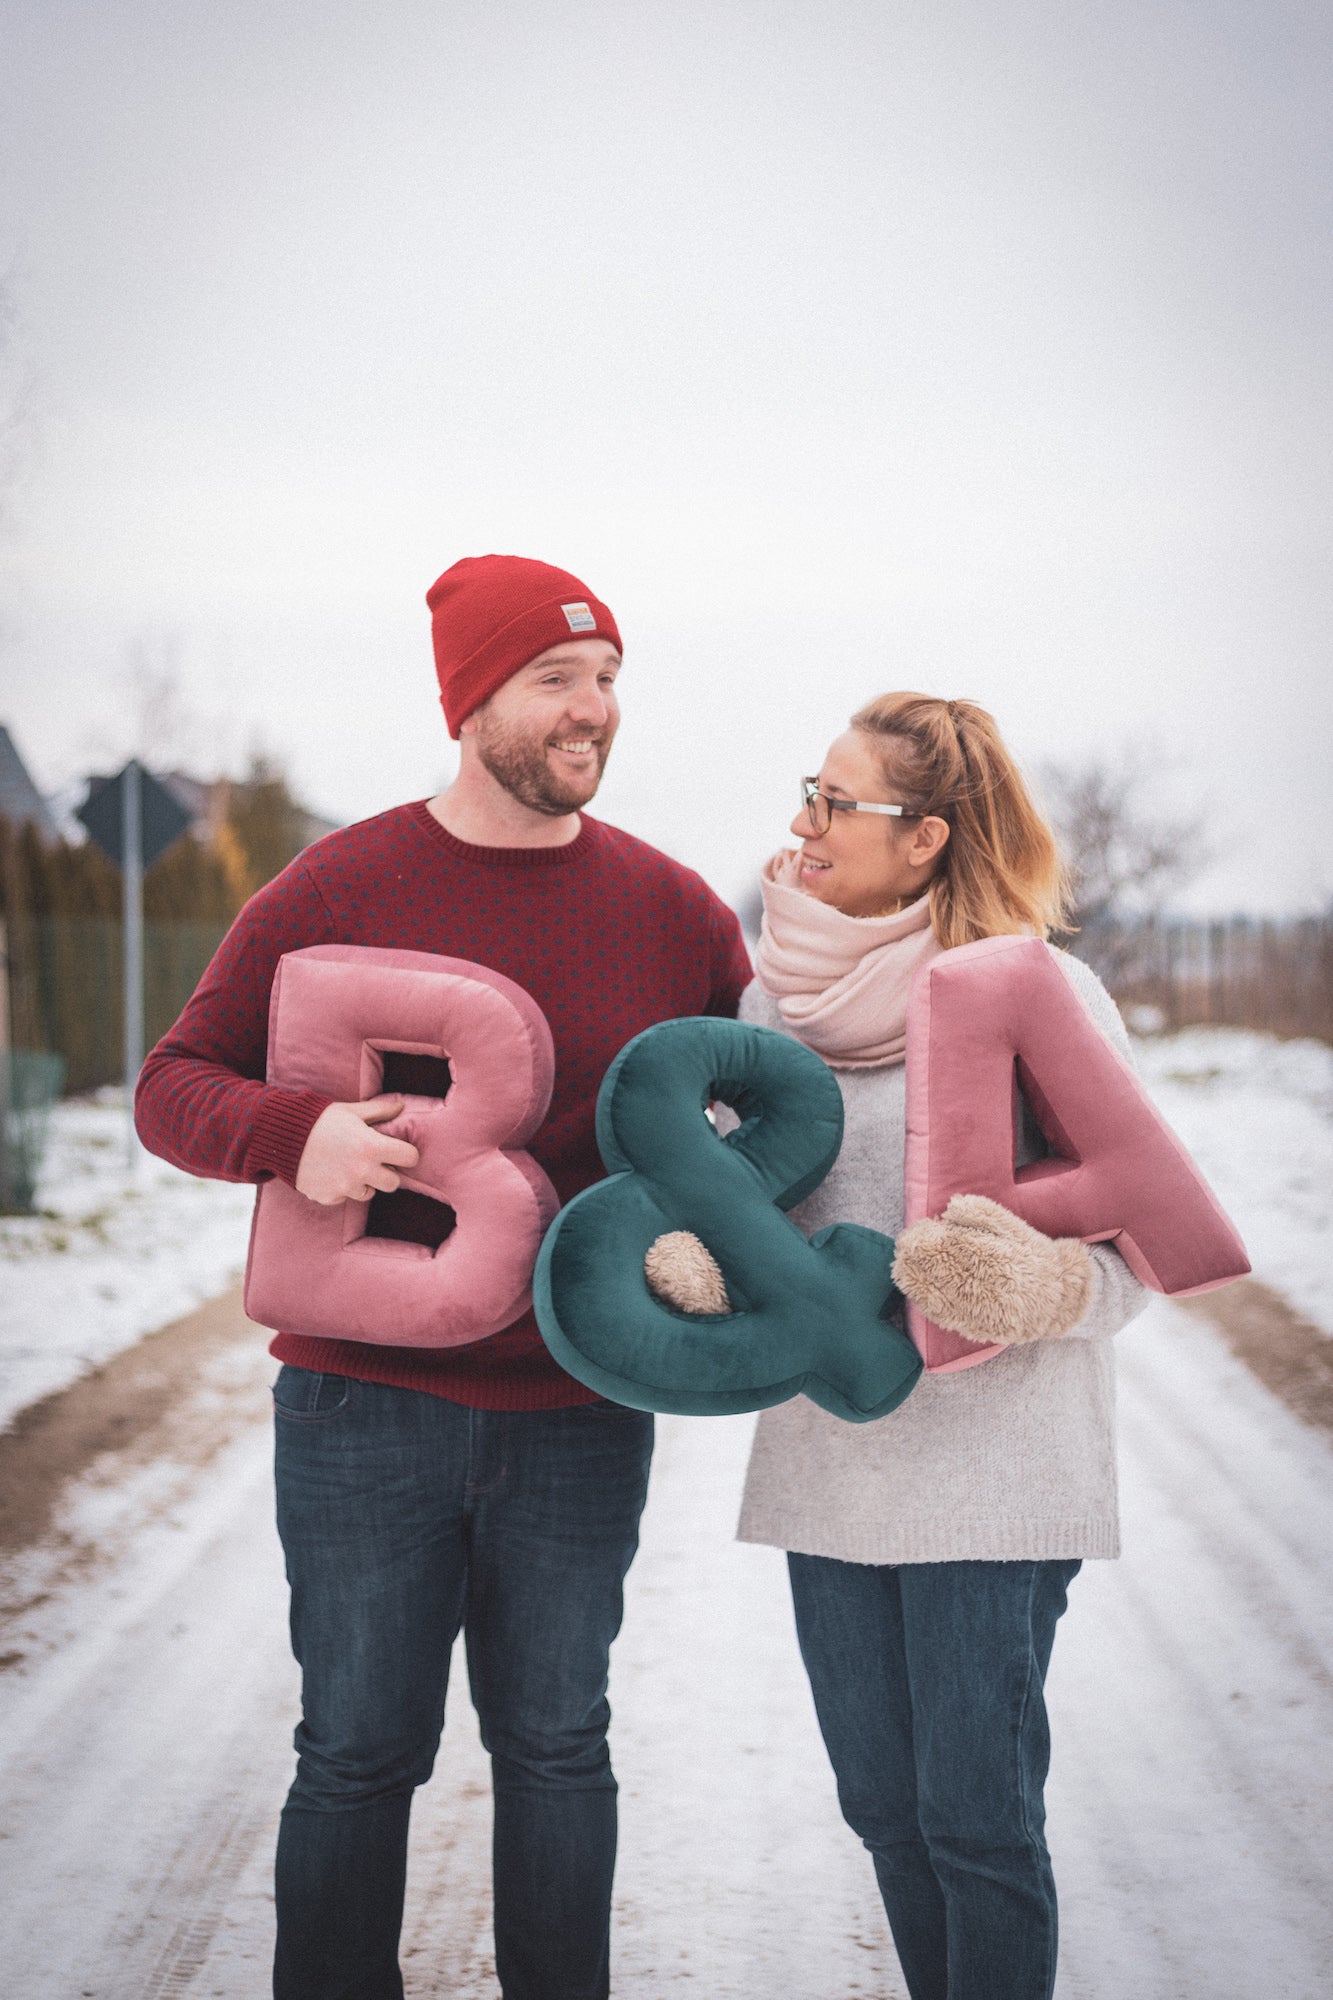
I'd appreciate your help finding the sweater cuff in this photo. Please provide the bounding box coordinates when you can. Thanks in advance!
[245,1086,333,1188]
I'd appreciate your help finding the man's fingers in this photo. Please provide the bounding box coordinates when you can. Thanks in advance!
[294,1097,422,1206]
[376,1134,420,1170]
[358,1093,407,1125]
[358,1099,419,1171]
[365,1135,419,1186]
[359,1100,420,1170]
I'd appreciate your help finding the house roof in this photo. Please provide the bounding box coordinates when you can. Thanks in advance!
[0,725,58,841]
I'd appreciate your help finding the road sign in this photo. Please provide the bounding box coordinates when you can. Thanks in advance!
[77,760,192,870]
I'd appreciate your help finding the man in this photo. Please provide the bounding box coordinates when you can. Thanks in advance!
[135,554,751,2000]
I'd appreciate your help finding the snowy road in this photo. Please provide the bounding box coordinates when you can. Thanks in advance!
[0,1294,1330,1999]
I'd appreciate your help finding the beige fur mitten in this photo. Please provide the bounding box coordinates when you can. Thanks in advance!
[891,1193,1094,1345]
[644,1231,732,1315]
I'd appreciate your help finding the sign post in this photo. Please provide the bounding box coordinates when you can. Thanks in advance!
[77,761,191,1163]
[123,760,143,1153]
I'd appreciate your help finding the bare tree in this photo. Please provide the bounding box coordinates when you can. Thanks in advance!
[1039,747,1211,985]
[121,633,203,768]
[72,634,225,789]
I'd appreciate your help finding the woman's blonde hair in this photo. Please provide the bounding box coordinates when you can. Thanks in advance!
[849,692,1072,950]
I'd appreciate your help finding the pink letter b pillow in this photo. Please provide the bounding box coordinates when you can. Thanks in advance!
[244,945,559,1347]
[904,936,1250,1373]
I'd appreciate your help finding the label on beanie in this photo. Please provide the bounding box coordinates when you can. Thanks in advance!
[561,601,596,633]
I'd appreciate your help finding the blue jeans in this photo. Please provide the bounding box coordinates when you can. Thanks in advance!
[787,1553,1080,2000]
[271,1367,654,2000]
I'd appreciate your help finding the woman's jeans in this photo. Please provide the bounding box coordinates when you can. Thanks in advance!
[787,1553,1081,2000]
[271,1366,654,2000]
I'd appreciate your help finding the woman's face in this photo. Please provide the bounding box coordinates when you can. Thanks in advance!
[789,728,949,918]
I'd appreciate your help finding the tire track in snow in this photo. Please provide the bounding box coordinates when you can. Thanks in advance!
[609,1412,901,1996]
[1178,1277,1333,1435]
[105,1788,280,2000]
[0,1297,1329,1997]
[0,1351,296,2000]
[1047,1302,1333,2000]
[396,1718,498,1997]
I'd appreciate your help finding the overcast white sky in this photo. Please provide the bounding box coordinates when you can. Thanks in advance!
[1,0,1329,912]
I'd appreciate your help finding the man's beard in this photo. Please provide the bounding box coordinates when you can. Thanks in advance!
[473,715,612,816]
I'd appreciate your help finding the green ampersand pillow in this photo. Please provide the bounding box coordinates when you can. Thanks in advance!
[532,1016,922,1422]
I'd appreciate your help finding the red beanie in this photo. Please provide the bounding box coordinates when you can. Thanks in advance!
[426,554,623,737]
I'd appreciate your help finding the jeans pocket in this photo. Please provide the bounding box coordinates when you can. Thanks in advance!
[272,1364,353,1423]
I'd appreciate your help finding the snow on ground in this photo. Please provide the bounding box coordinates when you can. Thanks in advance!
[0,1091,254,1429]
[0,1302,1330,1998]
[1131,1027,1333,1336]
[0,1025,1330,1992]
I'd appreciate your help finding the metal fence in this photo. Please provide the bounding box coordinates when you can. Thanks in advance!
[1073,913,1333,1042]
[5,910,1330,1103]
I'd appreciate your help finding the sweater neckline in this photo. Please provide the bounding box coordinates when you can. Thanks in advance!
[406,798,599,869]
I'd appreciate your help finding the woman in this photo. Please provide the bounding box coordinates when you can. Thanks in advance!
[720,695,1146,1999]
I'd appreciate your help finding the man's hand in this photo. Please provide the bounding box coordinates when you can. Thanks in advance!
[295,1095,421,1206]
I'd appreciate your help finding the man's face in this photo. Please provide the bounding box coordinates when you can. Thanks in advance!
[463,638,621,815]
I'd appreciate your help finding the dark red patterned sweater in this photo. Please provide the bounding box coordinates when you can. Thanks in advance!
[135,800,751,1409]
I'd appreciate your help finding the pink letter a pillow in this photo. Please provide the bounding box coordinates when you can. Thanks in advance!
[904,937,1249,1372]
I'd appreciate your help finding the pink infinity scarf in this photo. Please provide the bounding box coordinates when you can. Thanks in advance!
[753,848,942,1068]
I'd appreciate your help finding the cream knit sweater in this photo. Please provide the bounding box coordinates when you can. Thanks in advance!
[735,949,1150,1564]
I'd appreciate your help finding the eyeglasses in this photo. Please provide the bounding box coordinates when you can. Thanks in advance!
[800,777,923,838]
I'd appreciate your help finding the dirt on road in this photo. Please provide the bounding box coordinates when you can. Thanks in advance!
[1,1272,1327,1579]
[0,1279,1331,1997]
[0,1284,263,1559]
[1176,1275,1333,1432]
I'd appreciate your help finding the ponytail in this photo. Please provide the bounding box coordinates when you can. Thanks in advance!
[849,693,1072,949]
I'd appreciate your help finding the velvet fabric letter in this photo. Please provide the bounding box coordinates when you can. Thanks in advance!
[903,936,1250,1372]
[533,1016,922,1421]
[244,945,559,1347]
